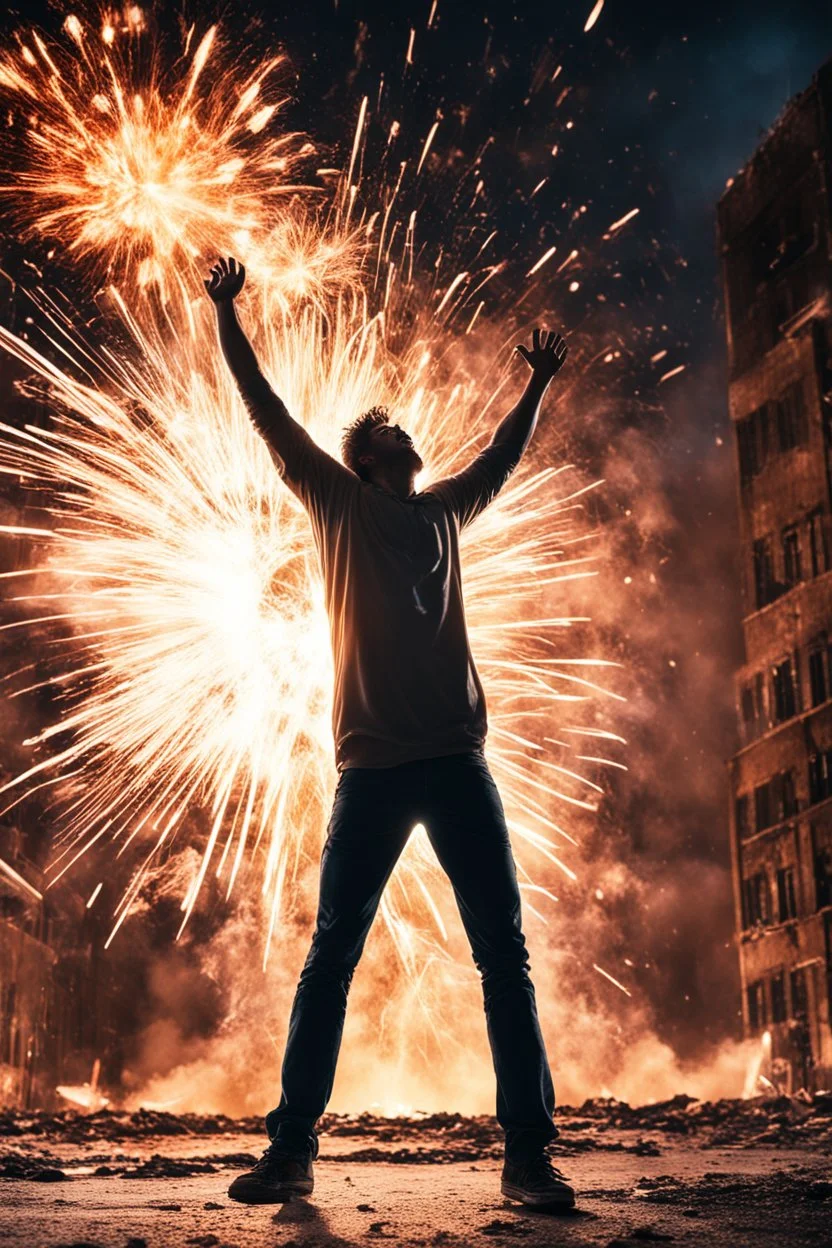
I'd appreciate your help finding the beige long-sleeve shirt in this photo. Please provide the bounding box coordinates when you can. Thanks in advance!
[242,381,522,770]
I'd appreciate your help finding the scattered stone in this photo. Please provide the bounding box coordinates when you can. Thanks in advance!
[357,1202,377,1211]
[186,1236,220,1247]
[368,1221,389,1235]
[807,1180,832,1199]
[204,1201,225,1209]
[125,1239,147,1248]
[31,1167,69,1182]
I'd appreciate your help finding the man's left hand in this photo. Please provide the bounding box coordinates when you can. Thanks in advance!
[515,329,568,382]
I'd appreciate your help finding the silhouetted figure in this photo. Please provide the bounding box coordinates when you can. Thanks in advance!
[205,256,572,1211]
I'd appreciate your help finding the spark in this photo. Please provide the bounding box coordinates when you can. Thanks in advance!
[526,245,557,277]
[0,16,306,294]
[659,363,686,384]
[584,1,605,33]
[593,963,633,997]
[606,207,640,235]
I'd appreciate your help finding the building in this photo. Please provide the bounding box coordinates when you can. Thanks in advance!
[719,61,832,1092]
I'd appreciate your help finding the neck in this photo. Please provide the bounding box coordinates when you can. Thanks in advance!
[371,464,417,499]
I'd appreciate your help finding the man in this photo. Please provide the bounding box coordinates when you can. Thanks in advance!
[204,256,572,1210]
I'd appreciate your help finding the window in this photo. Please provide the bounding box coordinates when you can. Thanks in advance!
[809,641,828,707]
[771,657,798,722]
[739,672,767,741]
[790,967,808,1019]
[743,872,771,926]
[775,382,808,451]
[780,770,798,819]
[754,782,772,832]
[782,528,802,588]
[753,537,777,609]
[814,826,832,910]
[747,980,767,1032]
[771,971,787,1023]
[809,510,828,577]
[754,771,797,830]
[777,866,798,921]
[809,751,832,805]
[737,406,769,485]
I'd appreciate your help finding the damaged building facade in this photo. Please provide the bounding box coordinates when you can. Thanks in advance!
[719,61,832,1091]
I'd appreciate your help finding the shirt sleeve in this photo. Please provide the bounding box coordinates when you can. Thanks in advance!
[239,370,356,521]
[428,440,522,530]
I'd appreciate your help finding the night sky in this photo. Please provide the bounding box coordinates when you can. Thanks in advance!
[2,0,832,1072]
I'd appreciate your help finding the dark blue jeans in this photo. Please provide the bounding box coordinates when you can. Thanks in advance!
[265,750,557,1162]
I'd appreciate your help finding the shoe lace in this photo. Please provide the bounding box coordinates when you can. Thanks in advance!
[251,1142,293,1174]
[524,1149,567,1183]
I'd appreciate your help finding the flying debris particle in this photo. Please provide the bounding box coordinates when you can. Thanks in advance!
[527,244,557,277]
[530,178,548,198]
[63,14,83,44]
[247,104,276,134]
[668,659,677,668]
[650,349,668,363]
[406,28,415,66]
[417,120,440,174]
[595,888,604,899]
[584,0,605,33]
[568,280,580,292]
[101,23,115,45]
[603,351,614,363]
[551,143,559,157]
[556,248,578,273]
[428,0,439,27]
[624,575,632,585]
[87,881,103,908]
[593,963,632,997]
[659,363,686,384]
[607,206,640,235]
[388,120,400,145]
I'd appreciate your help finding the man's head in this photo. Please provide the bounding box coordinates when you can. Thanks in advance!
[341,405,423,485]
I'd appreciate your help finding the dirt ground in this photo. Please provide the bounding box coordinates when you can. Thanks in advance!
[2,1096,831,1248]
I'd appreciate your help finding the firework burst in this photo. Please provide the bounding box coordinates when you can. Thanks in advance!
[0,7,621,985]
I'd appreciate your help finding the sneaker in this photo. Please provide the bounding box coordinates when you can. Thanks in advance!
[227,1142,314,1204]
[501,1150,575,1210]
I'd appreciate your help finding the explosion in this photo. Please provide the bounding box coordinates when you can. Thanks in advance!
[0,6,631,1106]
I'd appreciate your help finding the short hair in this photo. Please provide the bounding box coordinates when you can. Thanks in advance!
[341,405,389,480]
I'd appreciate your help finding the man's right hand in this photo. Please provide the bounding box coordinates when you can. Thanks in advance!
[205,256,246,302]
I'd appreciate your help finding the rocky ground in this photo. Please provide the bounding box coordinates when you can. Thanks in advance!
[1,1095,831,1247]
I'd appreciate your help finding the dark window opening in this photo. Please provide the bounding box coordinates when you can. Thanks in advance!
[771,971,787,1023]
[737,405,770,485]
[776,382,808,451]
[743,871,771,926]
[739,672,767,741]
[809,751,832,805]
[782,528,802,588]
[772,657,798,722]
[747,980,767,1032]
[776,865,798,922]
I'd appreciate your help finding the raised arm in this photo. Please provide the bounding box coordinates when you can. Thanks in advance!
[430,328,568,529]
[205,257,354,513]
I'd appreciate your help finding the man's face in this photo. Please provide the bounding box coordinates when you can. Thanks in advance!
[362,422,423,477]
